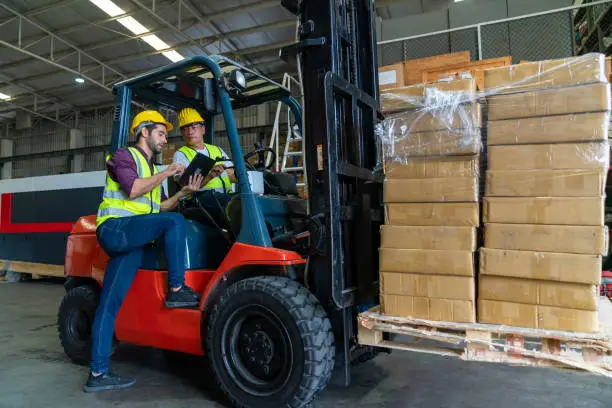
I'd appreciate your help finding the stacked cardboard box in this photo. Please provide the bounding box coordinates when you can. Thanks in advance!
[379,78,482,323]
[479,53,610,333]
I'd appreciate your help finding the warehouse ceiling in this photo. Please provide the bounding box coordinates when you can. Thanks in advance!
[0,0,427,125]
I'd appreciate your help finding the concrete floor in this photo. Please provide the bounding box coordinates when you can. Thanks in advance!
[0,281,611,408]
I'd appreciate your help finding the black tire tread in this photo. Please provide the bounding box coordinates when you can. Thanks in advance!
[58,285,98,365]
[206,276,335,408]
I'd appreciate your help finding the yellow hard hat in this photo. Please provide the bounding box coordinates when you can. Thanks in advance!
[130,110,174,135]
[178,108,205,129]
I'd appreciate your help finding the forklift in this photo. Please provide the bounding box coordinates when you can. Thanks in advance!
[57,1,384,407]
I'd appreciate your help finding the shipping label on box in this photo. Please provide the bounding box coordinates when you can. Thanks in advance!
[479,248,602,285]
[483,197,605,226]
[487,112,610,145]
[379,63,405,91]
[384,177,478,203]
[381,225,476,251]
[487,83,611,121]
[381,78,477,113]
[380,272,475,300]
[383,295,476,323]
[385,156,479,179]
[479,275,598,311]
[484,223,608,255]
[484,53,607,92]
[487,142,610,171]
[379,248,475,277]
[485,169,606,197]
[477,299,599,333]
[385,203,480,226]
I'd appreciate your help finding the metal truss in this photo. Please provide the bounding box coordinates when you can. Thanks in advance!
[0,3,128,92]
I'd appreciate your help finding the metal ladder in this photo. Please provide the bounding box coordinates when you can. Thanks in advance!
[266,72,306,194]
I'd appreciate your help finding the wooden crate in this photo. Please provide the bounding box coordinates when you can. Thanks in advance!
[421,57,512,90]
[403,51,471,85]
[358,297,612,378]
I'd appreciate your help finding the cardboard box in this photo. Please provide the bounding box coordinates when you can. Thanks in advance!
[381,272,475,300]
[379,248,475,276]
[479,275,598,310]
[479,248,602,285]
[485,169,606,197]
[478,300,599,332]
[484,223,608,255]
[483,197,605,226]
[384,128,481,158]
[385,203,480,226]
[383,295,475,322]
[487,83,611,121]
[385,156,479,179]
[484,53,607,92]
[385,103,482,132]
[384,177,478,203]
[487,112,610,145]
[161,143,179,165]
[380,78,476,113]
[379,63,405,90]
[487,142,609,171]
[380,225,476,251]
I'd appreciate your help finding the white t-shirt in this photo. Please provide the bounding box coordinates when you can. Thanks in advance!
[172,145,234,189]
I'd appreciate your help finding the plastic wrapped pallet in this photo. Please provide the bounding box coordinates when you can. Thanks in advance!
[376,78,483,323]
[477,53,610,333]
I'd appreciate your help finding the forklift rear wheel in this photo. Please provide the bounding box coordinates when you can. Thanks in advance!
[58,285,117,365]
[206,276,335,408]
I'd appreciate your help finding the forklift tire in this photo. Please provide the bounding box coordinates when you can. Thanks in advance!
[58,285,117,366]
[205,276,335,408]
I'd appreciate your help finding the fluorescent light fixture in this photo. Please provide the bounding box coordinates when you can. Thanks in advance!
[75,77,85,84]
[89,0,125,17]
[117,16,149,35]
[163,51,184,63]
[142,34,169,51]
[0,92,11,100]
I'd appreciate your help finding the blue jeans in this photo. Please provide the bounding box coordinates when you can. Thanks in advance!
[89,212,187,373]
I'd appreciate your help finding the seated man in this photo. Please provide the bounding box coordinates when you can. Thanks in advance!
[173,108,238,227]
[85,110,203,393]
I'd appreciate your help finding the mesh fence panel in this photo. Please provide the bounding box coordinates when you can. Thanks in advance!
[450,28,478,57]
[404,33,450,60]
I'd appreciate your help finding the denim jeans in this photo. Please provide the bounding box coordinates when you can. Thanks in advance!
[89,212,187,373]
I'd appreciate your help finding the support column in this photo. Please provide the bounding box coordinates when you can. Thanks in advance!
[1,138,14,180]
[69,129,84,173]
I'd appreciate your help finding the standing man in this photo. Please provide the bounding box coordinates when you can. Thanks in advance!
[173,107,238,225]
[84,110,203,393]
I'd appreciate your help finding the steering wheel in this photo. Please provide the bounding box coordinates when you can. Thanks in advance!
[243,144,276,171]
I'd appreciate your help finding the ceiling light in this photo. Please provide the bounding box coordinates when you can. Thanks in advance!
[142,34,169,51]
[89,0,125,17]
[163,51,184,63]
[117,16,149,35]
[0,92,11,100]
[75,77,85,84]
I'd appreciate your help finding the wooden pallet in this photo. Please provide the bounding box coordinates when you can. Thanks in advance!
[358,297,612,378]
[0,260,65,279]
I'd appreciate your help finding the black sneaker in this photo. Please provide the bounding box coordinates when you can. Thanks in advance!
[165,285,200,308]
[83,372,136,393]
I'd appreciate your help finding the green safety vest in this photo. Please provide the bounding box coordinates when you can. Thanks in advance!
[96,147,162,228]
[178,144,233,194]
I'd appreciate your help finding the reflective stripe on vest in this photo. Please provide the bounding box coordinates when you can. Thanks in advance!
[178,144,233,193]
[96,147,162,227]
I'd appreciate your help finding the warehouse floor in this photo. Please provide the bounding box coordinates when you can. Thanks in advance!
[1,281,610,408]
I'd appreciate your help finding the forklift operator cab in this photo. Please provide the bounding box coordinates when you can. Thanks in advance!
[111,55,310,269]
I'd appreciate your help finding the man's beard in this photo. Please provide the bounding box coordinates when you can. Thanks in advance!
[147,139,163,154]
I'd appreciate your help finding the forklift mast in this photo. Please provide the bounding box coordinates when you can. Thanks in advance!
[281,0,384,386]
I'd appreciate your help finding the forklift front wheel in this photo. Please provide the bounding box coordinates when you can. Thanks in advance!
[57,285,117,366]
[205,276,335,408]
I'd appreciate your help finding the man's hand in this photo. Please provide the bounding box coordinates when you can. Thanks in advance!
[208,164,225,179]
[225,167,237,183]
[164,163,185,177]
[179,174,204,196]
